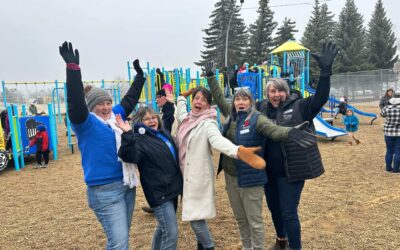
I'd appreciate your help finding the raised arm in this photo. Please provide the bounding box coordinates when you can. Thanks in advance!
[119,60,146,115]
[59,42,87,124]
[176,89,194,123]
[304,41,339,120]
[204,62,231,117]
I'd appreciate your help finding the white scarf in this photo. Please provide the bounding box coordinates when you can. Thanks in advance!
[92,112,139,189]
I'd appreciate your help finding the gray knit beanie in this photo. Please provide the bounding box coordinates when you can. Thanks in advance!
[85,87,112,111]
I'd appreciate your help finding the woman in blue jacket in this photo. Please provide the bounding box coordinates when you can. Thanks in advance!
[59,42,145,250]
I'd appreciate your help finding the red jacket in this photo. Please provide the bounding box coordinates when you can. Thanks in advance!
[29,131,49,152]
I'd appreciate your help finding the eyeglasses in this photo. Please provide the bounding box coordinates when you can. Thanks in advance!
[142,115,158,123]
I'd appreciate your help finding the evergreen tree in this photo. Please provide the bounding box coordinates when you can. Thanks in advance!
[334,0,369,73]
[301,0,335,78]
[247,0,277,65]
[196,0,248,68]
[367,0,398,70]
[274,17,298,46]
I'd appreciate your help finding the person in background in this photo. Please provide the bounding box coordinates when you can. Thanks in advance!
[256,41,338,250]
[59,41,145,250]
[29,124,50,168]
[380,88,394,112]
[343,109,360,146]
[381,91,400,173]
[29,103,38,116]
[229,68,239,95]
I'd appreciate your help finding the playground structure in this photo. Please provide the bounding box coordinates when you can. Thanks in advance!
[0,41,383,171]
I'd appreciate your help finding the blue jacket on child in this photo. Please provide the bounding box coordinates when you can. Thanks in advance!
[344,115,359,132]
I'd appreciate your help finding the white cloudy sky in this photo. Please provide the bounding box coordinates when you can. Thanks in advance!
[0,0,399,82]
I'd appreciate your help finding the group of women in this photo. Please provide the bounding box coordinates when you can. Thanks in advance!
[59,40,337,250]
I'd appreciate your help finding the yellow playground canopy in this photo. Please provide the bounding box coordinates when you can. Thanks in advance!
[271,40,309,54]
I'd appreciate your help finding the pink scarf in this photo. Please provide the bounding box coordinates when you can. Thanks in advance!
[176,108,217,174]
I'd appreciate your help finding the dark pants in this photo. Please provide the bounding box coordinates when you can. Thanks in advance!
[384,135,400,172]
[265,177,304,250]
[36,151,49,165]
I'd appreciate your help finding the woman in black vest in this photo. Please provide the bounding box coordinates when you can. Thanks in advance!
[205,62,314,250]
[257,41,338,250]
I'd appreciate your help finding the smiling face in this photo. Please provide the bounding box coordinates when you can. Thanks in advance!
[268,85,288,107]
[191,90,211,114]
[141,112,159,130]
[92,101,113,121]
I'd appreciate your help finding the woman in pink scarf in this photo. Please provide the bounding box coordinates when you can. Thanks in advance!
[176,86,264,249]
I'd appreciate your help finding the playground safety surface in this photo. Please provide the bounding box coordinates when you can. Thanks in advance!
[1,102,399,249]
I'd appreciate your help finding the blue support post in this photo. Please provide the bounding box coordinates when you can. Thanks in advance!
[146,62,151,75]
[215,69,219,81]
[2,81,6,108]
[245,64,249,73]
[7,105,20,170]
[174,69,180,97]
[63,83,73,152]
[13,104,25,168]
[186,68,191,112]
[283,52,287,73]
[196,71,200,86]
[48,103,58,160]
[150,68,157,111]
[55,80,62,123]
[306,51,310,85]
[127,61,132,83]
[21,104,26,117]
[301,72,305,97]
[258,69,263,101]
[101,79,105,89]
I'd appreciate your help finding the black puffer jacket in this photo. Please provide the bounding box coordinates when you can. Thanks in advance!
[257,76,330,182]
[118,123,182,208]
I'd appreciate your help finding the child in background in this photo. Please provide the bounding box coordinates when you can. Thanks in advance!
[29,125,50,168]
[344,109,360,146]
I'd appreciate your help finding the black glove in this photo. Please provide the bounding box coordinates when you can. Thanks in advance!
[59,42,80,65]
[133,59,144,76]
[311,41,339,77]
[204,61,216,77]
[287,121,316,148]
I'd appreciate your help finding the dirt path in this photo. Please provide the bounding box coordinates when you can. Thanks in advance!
[1,103,399,249]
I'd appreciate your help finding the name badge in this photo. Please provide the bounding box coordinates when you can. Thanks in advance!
[240,129,250,134]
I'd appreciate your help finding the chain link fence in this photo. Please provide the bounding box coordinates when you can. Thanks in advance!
[330,69,399,102]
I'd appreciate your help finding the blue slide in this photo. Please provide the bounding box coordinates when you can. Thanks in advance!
[313,115,347,140]
[306,86,377,124]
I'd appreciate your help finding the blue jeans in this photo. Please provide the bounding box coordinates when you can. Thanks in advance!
[151,200,178,250]
[190,220,214,248]
[264,177,304,250]
[384,135,400,172]
[87,181,136,250]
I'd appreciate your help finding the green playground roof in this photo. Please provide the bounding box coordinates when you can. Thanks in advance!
[271,40,309,54]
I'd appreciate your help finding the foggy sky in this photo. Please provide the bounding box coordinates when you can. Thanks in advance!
[0,0,399,83]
